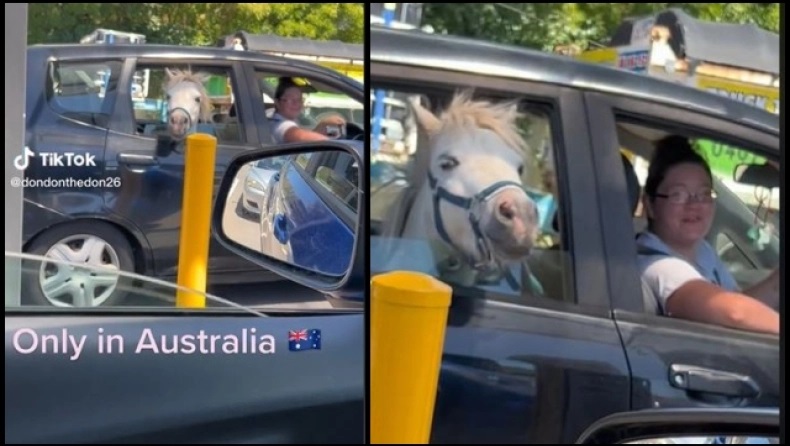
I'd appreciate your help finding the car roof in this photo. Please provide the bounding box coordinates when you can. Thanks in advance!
[369,27,779,136]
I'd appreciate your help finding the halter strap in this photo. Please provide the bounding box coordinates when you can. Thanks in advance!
[167,106,196,133]
[427,168,551,296]
[427,169,523,268]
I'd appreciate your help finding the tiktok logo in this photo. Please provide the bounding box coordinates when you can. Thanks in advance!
[13,147,35,171]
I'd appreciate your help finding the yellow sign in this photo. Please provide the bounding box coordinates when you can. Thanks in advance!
[577,47,619,65]
[695,75,779,114]
[316,61,364,81]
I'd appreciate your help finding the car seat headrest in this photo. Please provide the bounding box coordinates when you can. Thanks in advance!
[551,152,642,233]
[621,153,641,215]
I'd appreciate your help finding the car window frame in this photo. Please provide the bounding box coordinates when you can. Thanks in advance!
[370,61,614,318]
[242,62,366,147]
[45,56,125,129]
[291,151,358,230]
[584,90,780,316]
[107,58,255,146]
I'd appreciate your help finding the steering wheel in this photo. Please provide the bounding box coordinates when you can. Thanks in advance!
[344,122,365,141]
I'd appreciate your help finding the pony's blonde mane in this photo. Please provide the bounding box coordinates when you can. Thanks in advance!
[436,90,528,155]
[164,68,213,123]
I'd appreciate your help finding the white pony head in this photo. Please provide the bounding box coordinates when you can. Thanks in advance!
[163,68,212,141]
[406,90,540,269]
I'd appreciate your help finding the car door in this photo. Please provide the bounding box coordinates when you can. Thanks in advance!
[21,52,119,235]
[104,57,267,279]
[5,251,364,444]
[584,91,780,413]
[264,150,359,275]
[369,62,632,444]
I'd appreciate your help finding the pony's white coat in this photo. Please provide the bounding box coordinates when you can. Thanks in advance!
[401,90,538,270]
[163,68,212,140]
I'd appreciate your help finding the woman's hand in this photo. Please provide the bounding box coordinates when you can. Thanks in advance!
[314,114,347,138]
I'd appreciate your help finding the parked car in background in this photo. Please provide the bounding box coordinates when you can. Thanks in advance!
[240,156,287,217]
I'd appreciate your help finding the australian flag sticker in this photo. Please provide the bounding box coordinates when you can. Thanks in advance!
[288,329,321,352]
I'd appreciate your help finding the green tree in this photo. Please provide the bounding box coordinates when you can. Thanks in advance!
[422,3,779,52]
[27,3,363,46]
[235,3,363,43]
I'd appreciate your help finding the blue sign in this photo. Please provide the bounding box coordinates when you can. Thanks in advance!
[617,50,650,73]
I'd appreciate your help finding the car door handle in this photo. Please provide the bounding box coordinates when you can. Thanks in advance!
[495,358,536,376]
[669,364,760,398]
[273,214,289,244]
[118,153,158,166]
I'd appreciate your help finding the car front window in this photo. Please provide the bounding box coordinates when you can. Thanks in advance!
[624,130,780,291]
[258,73,364,128]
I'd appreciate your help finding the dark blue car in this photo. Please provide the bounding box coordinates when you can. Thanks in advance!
[18,43,365,308]
[260,141,362,278]
[370,25,779,444]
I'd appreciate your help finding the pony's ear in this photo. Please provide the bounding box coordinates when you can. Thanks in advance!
[165,67,175,79]
[194,71,211,85]
[409,96,441,136]
[507,102,521,119]
[502,100,524,126]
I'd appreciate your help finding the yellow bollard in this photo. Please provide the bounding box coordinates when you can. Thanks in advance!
[371,271,453,444]
[176,133,217,308]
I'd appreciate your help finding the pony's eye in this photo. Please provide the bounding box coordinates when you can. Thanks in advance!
[518,164,524,176]
[194,97,201,103]
[438,156,458,171]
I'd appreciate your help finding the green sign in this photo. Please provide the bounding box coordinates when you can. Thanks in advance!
[694,139,766,179]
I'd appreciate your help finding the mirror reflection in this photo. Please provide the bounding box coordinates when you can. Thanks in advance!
[734,162,780,190]
[222,149,360,277]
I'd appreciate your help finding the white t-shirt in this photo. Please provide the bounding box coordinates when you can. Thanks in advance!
[636,231,739,314]
[269,112,297,144]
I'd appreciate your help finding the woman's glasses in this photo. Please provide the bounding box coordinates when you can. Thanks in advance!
[655,188,716,204]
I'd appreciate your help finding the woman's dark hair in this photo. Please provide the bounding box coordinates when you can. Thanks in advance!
[644,135,712,199]
[274,77,301,100]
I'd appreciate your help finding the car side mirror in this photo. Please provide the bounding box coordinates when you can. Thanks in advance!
[734,162,779,189]
[574,407,779,444]
[212,141,366,301]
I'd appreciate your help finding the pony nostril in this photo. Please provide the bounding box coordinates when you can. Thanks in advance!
[498,201,515,220]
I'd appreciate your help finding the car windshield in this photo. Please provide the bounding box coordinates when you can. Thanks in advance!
[5,251,266,315]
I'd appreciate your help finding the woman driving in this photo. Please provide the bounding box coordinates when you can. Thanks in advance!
[637,135,779,335]
[269,77,346,144]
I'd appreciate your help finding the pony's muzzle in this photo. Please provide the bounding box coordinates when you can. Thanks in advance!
[168,109,192,138]
[485,189,539,257]
[492,189,538,227]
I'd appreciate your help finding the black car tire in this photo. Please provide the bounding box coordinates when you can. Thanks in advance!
[23,221,136,308]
